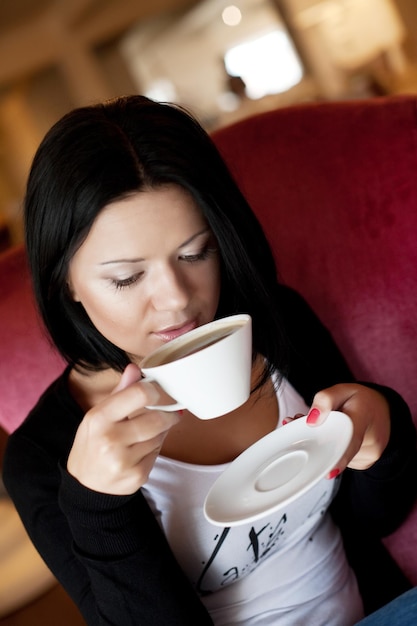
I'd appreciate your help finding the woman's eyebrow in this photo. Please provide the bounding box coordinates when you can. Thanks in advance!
[99,228,211,266]
[179,227,211,248]
[100,258,144,266]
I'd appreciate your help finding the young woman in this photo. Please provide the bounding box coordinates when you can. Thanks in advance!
[3,95,417,625]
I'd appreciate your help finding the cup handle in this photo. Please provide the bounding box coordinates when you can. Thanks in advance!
[145,401,185,412]
[143,375,185,413]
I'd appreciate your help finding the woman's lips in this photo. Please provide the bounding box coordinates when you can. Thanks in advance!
[154,319,198,342]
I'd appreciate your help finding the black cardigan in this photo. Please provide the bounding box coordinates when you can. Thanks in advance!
[4,285,417,624]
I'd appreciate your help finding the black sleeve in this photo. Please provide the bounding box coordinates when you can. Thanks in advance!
[332,383,417,535]
[3,383,213,626]
[331,383,417,615]
[277,284,417,531]
[57,469,214,626]
[277,284,417,614]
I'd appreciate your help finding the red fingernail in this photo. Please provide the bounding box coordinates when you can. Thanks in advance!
[178,409,184,416]
[327,468,340,480]
[282,419,288,426]
[306,408,320,424]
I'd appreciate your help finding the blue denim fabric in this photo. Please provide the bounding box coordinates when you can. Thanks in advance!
[355,588,417,625]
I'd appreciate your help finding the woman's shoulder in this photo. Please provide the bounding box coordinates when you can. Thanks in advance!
[3,367,83,505]
[6,366,83,461]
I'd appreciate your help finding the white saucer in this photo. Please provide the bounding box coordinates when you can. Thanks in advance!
[204,411,352,527]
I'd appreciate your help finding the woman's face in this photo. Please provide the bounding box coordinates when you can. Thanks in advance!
[68,184,221,363]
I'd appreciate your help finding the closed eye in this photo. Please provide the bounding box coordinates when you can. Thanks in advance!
[180,246,218,263]
[111,273,144,290]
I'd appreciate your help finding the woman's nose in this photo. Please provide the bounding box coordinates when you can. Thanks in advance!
[151,265,189,311]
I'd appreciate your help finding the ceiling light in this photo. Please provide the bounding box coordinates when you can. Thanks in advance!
[222,5,242,27]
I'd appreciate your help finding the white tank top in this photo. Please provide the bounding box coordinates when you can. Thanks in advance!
[142,377,364,625]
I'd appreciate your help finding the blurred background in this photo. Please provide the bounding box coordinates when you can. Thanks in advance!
[0,0,416,251]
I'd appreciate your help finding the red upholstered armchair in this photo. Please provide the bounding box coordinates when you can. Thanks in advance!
[1,94,417,606]
[212,95,417,586]
[0,246,66,617]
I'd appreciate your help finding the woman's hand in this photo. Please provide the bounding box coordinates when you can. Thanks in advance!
[284,383,391,476]
[67,363,181,495]
[307,383,391,474]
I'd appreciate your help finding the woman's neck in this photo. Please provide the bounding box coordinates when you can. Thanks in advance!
[160,356,279,465]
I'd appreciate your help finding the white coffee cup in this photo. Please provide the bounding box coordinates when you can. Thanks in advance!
[140,314,252,420]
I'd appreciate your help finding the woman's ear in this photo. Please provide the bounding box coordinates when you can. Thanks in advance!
[66,279,80,302]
